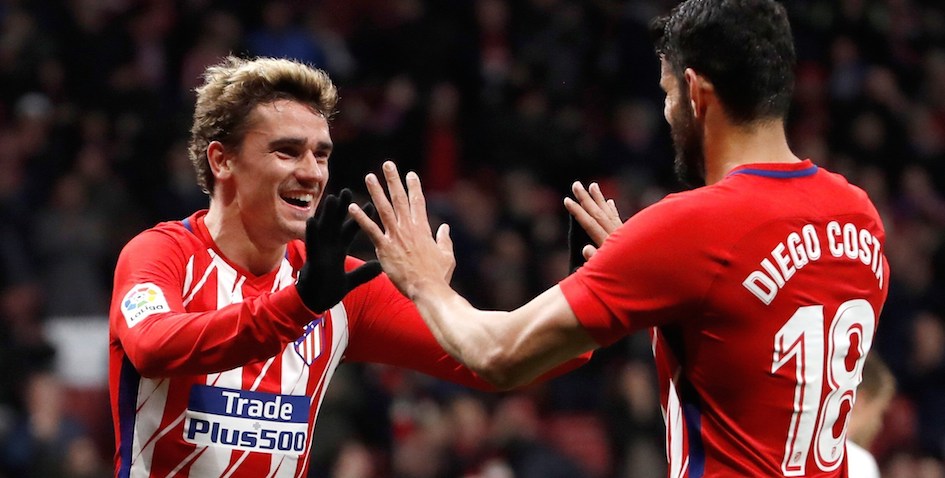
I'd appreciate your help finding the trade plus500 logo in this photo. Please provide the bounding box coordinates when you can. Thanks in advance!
[120,283,170,328]
[183,385,311,455]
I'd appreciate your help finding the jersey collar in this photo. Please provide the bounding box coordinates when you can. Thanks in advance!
[726,159,818,179]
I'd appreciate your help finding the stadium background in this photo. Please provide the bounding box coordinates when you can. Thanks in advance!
[1,0,944,476]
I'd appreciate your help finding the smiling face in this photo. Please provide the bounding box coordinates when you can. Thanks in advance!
[224,99,332,244]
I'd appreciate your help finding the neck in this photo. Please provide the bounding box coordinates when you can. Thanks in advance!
[204,202,287,276]
[702,117,800,185]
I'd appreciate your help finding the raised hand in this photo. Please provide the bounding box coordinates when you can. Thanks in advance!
[347,161,455,300]
[296,188,382,313]
[563,181,622,268]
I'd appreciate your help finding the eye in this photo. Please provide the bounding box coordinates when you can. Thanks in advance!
[274,147,298,159]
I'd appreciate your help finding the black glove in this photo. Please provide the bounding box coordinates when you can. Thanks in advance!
[296,188,382,313]
[568,214,593,273]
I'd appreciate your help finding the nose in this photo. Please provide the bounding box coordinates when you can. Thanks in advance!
[297,150,326,186]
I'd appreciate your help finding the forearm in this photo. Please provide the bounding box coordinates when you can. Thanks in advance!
[410,282,597,390]
[121,287,316,377]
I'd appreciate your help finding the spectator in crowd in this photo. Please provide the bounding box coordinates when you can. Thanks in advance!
[848,353,897,478]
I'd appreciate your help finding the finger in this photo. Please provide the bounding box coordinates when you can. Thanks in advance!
[571,181,592,205]
[348,203,388,247]
[591,186,621,227]
[588,182,609,209]
[382,161,410,221]
[436,223,456,282]
[582,244,598,261]
[584,182,618,230]
[338,188,353,212]
[362,202,379,223]
[572,181,608,220]
[340,202,376,247]
[304,215,319,249]
[340,215,361,248]
[365,173,397,232]
[405,171,432,235]
[319,193,342,232]
[564,197,609,246]
[435,223,453,255]
[586,184,623,232]
[345,260,383,289]
[607,199,621,224]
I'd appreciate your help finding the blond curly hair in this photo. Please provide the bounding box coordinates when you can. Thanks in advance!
[188,56,338,194]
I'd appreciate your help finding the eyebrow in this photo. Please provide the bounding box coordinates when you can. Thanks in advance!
[269,137,333,153]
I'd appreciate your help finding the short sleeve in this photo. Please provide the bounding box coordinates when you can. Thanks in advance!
[559,195,722,346]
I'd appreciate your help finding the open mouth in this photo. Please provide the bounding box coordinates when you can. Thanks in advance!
[281,193,313,209]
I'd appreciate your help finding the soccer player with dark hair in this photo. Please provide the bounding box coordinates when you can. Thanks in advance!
[350,0,889,476]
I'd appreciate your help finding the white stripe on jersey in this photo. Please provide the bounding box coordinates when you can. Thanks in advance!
[166,446,207,478]
[182,256,194,297]
[133,411,185,477]
[190,255,247,477]
[220,451,250,478]
[275,258,301,478]
[131,247,352,477]
[267,456,288,478]
[183,251,217,307]
[666,379,689,478]
[129,378,170,477]
[294,303,349,478]
[272,259,296,292]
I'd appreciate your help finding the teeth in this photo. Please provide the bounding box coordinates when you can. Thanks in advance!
[283,193,313,205]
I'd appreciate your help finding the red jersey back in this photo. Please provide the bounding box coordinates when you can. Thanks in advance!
[560,160,888,477]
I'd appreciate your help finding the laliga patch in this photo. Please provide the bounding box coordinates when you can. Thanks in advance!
[120,283,170,328]
[183,385,311,455]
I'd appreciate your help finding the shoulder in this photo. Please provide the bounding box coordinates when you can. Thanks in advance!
[120,220,195,258]
[615,184,742,246]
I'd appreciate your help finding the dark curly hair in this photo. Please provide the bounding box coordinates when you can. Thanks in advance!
[652,0,796,125]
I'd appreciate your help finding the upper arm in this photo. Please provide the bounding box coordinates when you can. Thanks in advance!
[560,197,717,345]
[111,230,313,377]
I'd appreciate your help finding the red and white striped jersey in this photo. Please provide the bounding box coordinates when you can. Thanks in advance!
[560,160,889,477]
[109,210,495,478]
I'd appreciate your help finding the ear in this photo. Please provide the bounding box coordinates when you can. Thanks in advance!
[683,68,714,121]
[207,141,233,181]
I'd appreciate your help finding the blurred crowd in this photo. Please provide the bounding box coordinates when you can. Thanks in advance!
[1,0,944,477]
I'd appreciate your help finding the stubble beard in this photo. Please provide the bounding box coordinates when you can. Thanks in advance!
[671,90,706,188]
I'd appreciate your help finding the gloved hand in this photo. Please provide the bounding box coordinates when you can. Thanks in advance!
[568,214,593,273]
[296,188,382,313]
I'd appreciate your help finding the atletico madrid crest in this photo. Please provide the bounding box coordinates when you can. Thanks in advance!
[294,318,325,366]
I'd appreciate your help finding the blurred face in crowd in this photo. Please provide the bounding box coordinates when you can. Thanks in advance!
[216,99,331,244]
[660,58,706,187]
[850,385,894,448]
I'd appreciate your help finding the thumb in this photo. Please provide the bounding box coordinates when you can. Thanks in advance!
[345,260,383,289]
[582,244,598,261]
[435,223,453,254]
[436,223,456,283]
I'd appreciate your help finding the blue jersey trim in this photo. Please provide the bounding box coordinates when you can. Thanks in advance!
[684,402,706,478]
[728,165,818,179]
[117,357,142,478]
[181,217,194,233]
